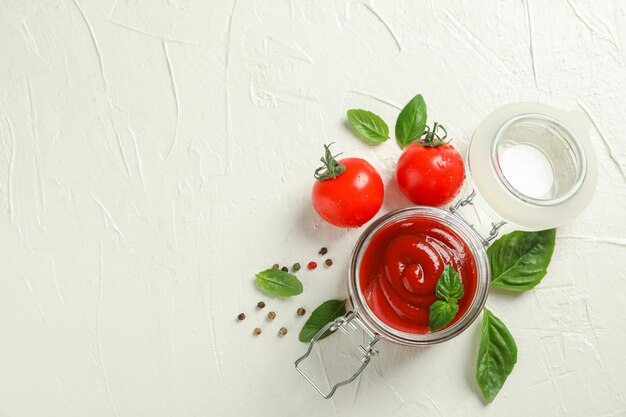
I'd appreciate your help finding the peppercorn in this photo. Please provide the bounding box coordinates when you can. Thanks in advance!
[237,313,246,321]
[308,261,317,270]
[281,266,288,272]
[292,263,301,272]
[253,327,262,335]
[319,247,328,255]
[272,263,279,269]
[297,308,306,316]
[267,311,276,320]
[325,258,333,267]
[278,327,288,336]
[257,301,265,309]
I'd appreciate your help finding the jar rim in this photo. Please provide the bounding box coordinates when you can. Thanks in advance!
[491,113,587,207]
[348,206,490,346]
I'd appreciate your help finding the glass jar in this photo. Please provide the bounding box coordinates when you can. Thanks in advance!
[295,103,597,398]
[348,206,491,346]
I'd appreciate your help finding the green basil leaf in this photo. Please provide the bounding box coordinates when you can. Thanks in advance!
[395,94,427,149]
[298,299,347,342]
[429,300,459,331]
[476,308,518,402]
[487,229,556,291]
[347,109,390,143]
[255,269,303,297]
[435,265,464,302]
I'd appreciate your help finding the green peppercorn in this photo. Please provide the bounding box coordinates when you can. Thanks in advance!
[253,327,262,335]
[278,327,288,336]
[237,313,245,321]
[257,301,265,309]
[292,263,301,272]
[267,311,276,320]
[297,308,306,316]
[272,263,279,269]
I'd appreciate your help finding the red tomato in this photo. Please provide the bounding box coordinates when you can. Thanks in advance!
[395,142,465,207]
[313,157,384,228]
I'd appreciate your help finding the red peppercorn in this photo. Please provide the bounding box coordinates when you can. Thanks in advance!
[307,261,317,270]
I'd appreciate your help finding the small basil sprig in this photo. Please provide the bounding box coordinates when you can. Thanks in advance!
[436,264,464,301]
[255,269,303,297]
[395,94,427,149]
[347,109,390,144]
[429,301,459,332]
[488,229,556,291]
[299,299,347,342]
[476,308,518,402]
[429,265,464,331]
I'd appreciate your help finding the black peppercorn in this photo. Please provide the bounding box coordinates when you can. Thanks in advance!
[257,301,265,309]
[319,247,328,255]
[281,266,288,272]
[297,308,306,316]
[237,313,246,321]
[325,258,333,266]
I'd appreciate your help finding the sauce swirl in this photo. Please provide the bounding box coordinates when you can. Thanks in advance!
[359,217,477,333]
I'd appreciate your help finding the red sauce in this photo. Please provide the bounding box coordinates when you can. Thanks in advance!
[359,217,477,333]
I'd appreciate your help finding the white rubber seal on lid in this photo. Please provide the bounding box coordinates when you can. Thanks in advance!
[467,102,597,231]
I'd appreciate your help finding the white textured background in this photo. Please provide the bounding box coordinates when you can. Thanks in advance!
[1,0,626,416]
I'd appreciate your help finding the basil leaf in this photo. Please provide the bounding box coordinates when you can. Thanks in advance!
[395,94,427,149]
[298,299,347,342]
[429,300,459,331]
[255,269,303,297]
[347,109,389,143]
[487,229,556,291]
[435,265,464,302]
[476,308,518,402]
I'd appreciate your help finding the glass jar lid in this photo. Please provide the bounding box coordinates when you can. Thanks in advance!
[467,102,597,230]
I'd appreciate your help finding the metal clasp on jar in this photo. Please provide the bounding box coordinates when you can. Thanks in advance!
[449,190,506,246]
[294,309,381,399]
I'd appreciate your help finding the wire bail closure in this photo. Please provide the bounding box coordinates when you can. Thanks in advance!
[295,191,502,399]
[449,190,506,246]
[294,309,381,399]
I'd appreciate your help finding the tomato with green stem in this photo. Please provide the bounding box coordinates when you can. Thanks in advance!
[395,122,465,207]
[312,144,384,228]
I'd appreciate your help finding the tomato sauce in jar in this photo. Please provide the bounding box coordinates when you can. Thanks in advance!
[359,217,477,334]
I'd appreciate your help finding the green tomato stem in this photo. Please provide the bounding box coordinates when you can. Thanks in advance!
[417,122,449,147]
[314,143,346,181]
